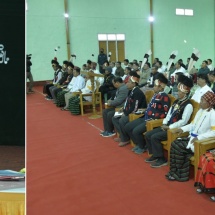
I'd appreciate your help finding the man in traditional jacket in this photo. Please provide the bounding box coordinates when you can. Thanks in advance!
[145,75,194,167]
[166,91,215,181]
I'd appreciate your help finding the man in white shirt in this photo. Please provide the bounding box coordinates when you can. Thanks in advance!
[191,73,213,103]
[170,61,186,80]
[90,62,104,86]
[156,61,165,73]
[62,67,85,110]
[110,62,117,75]
[207,59,214,71]
[123,59,129,69]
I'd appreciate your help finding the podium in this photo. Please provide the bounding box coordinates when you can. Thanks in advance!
[80,71,104,119]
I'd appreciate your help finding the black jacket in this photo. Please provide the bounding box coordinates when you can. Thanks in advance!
[123,87,147,116]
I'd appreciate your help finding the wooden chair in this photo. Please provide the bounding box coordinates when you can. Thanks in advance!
[146,99,206,177]
[145,90,154,105]
[79,81,102,116]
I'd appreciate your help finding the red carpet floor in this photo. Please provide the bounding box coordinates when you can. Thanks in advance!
[27,87,214,215]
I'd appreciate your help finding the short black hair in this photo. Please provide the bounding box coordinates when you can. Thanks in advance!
[113,77,123,83]
[208,70,215,76]
[125,67,131,72]
[197,73,209,82]
[145,62,151,68]
[203,60,208,65]
[157,73,168,85]
[74,67,80,73]
[176,61,182,66]
[68,62,74,68]
[116,61,121,65]
[87,60,92,64]
[157,61,162,66]
[124,59,129,63]
[63,60,69,65]
[208,59,212,63]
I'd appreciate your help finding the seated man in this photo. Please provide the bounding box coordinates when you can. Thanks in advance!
[101,77,129,137]
[140,65,160,93]
[44,60,62,100]
[112,74,147,147]
[145,75,194,167]
[124,74,171,154]
[49,61,74,103]
[68,71,96,115]
[99,66,115,101]
[191,73,213,103]
[50,62,74,104]
[61,67,85,110]
[166,91,215,182]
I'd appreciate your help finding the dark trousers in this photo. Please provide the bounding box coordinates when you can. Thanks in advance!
[102,108,115,132]
[145,127,167,157]
[50,87,62,101]
[27,72,34,91]
[112,115,129,142]
[99,86,115,101]
[124,117,147,149]
[44,83,54,97]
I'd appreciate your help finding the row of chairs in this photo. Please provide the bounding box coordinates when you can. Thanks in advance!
[129,90,215,177]
[80,85,215,177]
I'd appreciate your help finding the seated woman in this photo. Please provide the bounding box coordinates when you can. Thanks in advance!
[194,149,215,202]
[166,91,215,182]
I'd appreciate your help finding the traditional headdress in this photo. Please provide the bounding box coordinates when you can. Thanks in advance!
[177,75,193,93]
[154,73,168,88]
[202,91,215,108]
[130,76,140,84]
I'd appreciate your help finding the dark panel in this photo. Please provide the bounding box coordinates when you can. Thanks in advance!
[0,1,25,145]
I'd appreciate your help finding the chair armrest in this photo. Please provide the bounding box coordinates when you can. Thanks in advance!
[199,139,215,153]
[146,119,164,131]
[129,113,144,122]
[168,129,189,143]
[115,107,122,112]
[80,93,92,97]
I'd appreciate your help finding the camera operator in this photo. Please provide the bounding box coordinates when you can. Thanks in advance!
[26,54,34,94]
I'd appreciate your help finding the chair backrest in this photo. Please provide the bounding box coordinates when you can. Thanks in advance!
[95,80,100,93]
[168,94,177,106]
[189,99,199,123]
[145,90,154,104]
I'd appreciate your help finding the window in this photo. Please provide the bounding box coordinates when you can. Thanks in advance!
[185,9,193,16]
[176,8,193,16]
[176,8,184,15]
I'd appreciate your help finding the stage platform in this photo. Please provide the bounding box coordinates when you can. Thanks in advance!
[0,181,25,215]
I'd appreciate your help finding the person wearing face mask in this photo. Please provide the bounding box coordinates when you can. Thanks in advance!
[98,48,108,74]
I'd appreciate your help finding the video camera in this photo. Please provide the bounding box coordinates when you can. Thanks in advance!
[27,54,32,60]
